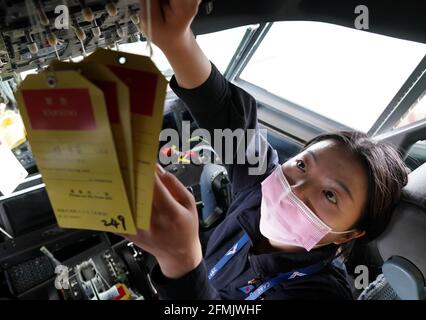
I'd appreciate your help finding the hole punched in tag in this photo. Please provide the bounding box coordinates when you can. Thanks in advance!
[118,56,127,65]
[45,66,57,88]
[47,75,56,88]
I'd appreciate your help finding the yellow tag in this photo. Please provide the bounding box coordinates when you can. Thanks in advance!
[81,63,135,214]
[87,49,167,230]
[16,71,136,234]
[49,60,136,213]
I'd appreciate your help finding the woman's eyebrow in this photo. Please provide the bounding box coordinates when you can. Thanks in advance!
[307,150,354,202]
[335,179,354,202]
[307,150,318,163]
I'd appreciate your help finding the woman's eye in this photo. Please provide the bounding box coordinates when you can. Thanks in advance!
[324,190,337,204]
[296,160,306,171]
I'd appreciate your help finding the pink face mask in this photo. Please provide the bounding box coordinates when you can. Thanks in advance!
[259,166,353,251]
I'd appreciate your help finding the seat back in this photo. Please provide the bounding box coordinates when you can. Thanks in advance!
[360,163,426,300]
[376,163,426,278]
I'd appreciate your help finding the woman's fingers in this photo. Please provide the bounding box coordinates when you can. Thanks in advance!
[170,0,201,14]
[149,0,163,21]
[139,0,163,24]
[139,0,146,21]
[152,169,184,215]
[157,168,195,209]
[117,229,153,249]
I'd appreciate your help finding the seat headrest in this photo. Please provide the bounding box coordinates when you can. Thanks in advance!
[376,163,426,277]
[402,163,426,209]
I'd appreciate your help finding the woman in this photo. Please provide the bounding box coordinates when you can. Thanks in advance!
[126,0,408,299]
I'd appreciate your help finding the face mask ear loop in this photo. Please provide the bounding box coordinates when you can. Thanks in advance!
[314,230,357,250]
[275,165,290,189]
[329,229,357,235]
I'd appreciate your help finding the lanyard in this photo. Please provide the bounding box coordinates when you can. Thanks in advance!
[244,261,325,300]
[208,233,250,280]
[208,233,326,300]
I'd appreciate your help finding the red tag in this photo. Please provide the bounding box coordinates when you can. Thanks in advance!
[91,80,120,124]
[22,89,96,131]
[108,66,158,116]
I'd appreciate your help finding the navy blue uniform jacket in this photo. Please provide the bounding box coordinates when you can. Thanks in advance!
[151,64,353,300]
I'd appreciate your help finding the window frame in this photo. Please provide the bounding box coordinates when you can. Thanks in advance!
[368,55,426,135]
[225,22,348,142]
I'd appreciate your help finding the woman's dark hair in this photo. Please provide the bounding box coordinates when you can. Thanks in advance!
[304,131,408,243]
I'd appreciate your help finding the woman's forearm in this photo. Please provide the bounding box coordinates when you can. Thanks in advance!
[161,31,212,90]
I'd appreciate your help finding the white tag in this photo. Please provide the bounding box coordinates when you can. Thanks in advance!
[0,143,28,195]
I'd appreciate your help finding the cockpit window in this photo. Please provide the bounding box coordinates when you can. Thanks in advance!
[395,89,426,128]
[239,21,426,132]
[118,26,247,77]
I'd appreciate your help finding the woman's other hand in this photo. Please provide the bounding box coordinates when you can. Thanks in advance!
[139,0,201,52]
[138,0,211,89]
[125,164,202,279]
